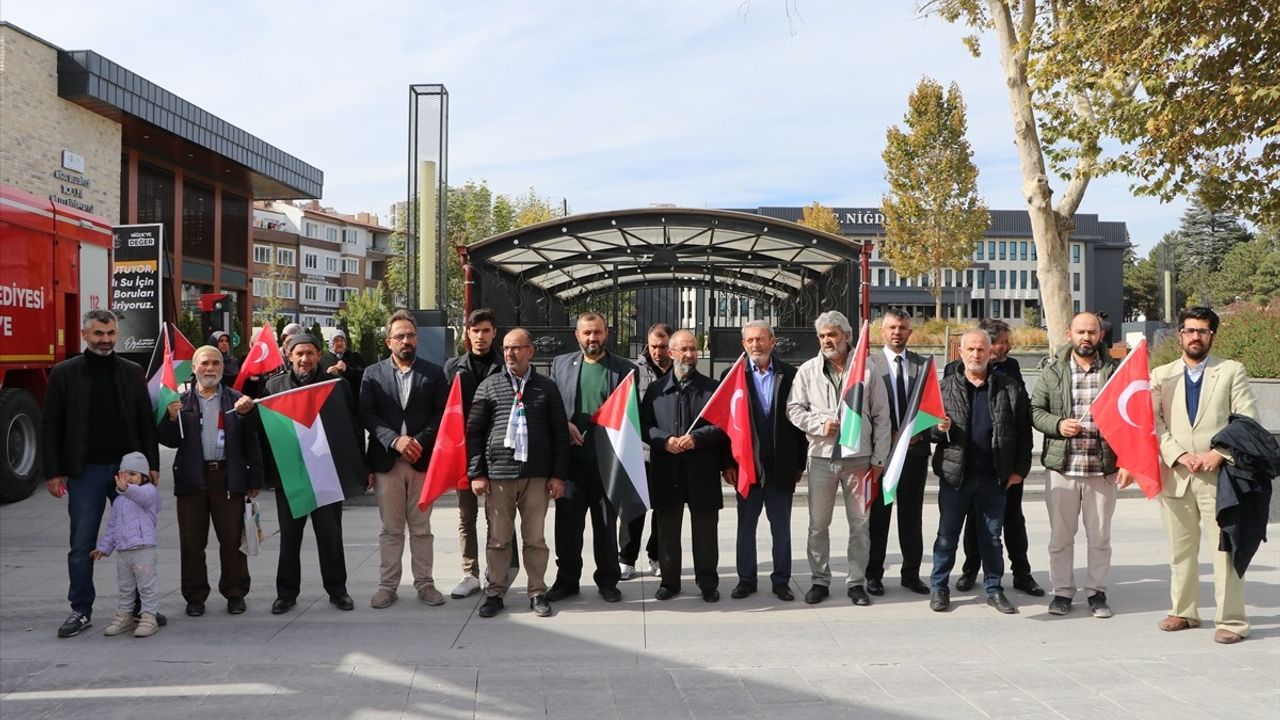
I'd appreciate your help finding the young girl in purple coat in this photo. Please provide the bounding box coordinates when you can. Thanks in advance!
[91,452,163,637]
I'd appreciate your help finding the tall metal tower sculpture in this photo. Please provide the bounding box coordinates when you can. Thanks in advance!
[407,84,448,312]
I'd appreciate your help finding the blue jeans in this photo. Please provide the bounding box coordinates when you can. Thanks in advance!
[67,464,119,617]
[736,481,792,588]
[931,477,1007,595]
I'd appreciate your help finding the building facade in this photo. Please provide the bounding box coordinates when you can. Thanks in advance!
[250,201,393,329]
[0,22,322,341]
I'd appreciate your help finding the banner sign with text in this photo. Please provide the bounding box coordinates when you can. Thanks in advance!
[111,223,163,357]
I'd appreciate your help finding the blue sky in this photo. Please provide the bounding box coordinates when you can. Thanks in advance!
[3,0,1187,253]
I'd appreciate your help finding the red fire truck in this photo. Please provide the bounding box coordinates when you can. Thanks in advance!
[0,183,112,502]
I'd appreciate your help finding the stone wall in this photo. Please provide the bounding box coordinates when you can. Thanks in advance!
[0,26,121,221]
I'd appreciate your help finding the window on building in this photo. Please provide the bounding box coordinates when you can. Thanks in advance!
[253,245,271,264]
[342,258,359,274]
[966,270,973,286]
[976,242,984,260]
[977,270,985,288]
[1032,273,1039,289]
[304,253,318,270]
[1073,300,1081,313]
[1004,300,1013,318]
[1072,243,1081,263]
[1014,300,1022,318]
[182,181,216,262]
[276,248,296,267]
[343,229,359,244]
[992,301,1001,318]
[222,193,249,267]
[326,227,339,242]
[1073,272,1081,291]
[1019,241,1028,261]
[276,281,296,299]
[304,222,319,238]
[1030,243,1037,261]
[252,278,271,296]
[325,257,339,274]
[303,284,318,301]
[998,241,1007,260]
[877,268,886,285]
[1020,270,1028,290]
[324,287,339,304]
[999,270,1007,289]
[988,241,996,260]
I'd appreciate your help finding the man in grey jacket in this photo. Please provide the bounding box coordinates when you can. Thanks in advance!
[466,328,570,618]
[787,311,892,606]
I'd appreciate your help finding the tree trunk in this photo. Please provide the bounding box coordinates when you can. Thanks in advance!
[987,0,1074,353]
[933,266,944,320]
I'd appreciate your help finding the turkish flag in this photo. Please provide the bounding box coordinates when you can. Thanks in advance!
[233,323,284,391]
[418,376,469,510]
[698,354,757,498]
[1090,339,1162,498]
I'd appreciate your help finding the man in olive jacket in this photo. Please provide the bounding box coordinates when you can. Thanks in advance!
[1031,312,1132,619]
[928,330,1032,615]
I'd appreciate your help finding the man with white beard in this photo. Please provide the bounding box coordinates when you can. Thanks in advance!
[159,345,263,617]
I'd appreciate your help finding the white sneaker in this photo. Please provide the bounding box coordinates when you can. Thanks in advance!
[451,575,481,599]
[619,564,636,581]
[103,612,135,636]
[649,559,661,578]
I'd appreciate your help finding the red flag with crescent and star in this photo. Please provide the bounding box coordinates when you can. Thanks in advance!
[418,375,469,510]
[696,354,757,498]
[1090,338,1162,498]
[233,322,284,391]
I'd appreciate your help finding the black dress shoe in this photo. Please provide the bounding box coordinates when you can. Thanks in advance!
[773,585,795,602]
[955,572,977,592]
[1012,575,1045,597]
[478,596,504,618]
[654,586,677,601]
[804,585,829,604]
[702,589,720,603]
[226,597,246,615]
[185,600,205,617]
[730,582,756,599]
[155,612,167,627]
[900,577,930,595]
[271,598,296,615]
[598,586,622,603]
[329,594,355,611]
[987,590,1018,614]
[929,589,950,612]
[865,579,885,596]
[545,583,580,602]
[847,586,871,606]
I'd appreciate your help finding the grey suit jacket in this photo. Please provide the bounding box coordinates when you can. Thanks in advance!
[869,347,931,457]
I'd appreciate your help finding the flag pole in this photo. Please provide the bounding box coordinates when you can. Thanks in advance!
[684,352,745,435]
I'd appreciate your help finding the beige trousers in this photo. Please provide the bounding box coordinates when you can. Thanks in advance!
[375,459,434,592]
[484,477,551,598]
[1044,471,1116,599]
[1159,475,1248,635]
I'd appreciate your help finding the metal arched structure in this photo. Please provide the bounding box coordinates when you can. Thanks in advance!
[462,208,869,367]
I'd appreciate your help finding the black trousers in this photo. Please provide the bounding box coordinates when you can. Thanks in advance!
[274,488,347,600]
[554,465,621,590]
[961,480,1031,578]
[619,512,659,565]
[867,453,929,581]
[176,468,250,602]
[654,506,719,593]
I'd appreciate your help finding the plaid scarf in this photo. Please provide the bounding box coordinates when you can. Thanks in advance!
[503,368,530,462]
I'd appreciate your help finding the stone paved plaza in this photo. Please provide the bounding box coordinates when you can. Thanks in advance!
[1,457,1277,719]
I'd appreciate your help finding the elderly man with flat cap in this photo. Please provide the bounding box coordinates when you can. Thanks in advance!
[261,332,364,614]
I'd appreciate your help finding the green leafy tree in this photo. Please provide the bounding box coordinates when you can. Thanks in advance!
[1123,254,1162,321]
[1173,198,1253,274]
[492,195,516,235]
[1211,228,1280,305]
[446,181,497,326]
[930,0,1279,348]
[336,286,392,360]
[308,322,324,346]
[385,220,408,308]
[798,201,841,234]
[880,77,990,320]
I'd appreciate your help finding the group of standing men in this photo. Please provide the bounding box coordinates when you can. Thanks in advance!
[41,303,1259,645]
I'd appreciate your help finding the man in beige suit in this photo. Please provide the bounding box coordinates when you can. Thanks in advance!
[1151,306,1257,644]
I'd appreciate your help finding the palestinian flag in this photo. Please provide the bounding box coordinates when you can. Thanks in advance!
[257,378,364,519]
[147,322,195,409]
[591,370,650,523]
[837,320,871,456]
[881,356,944,505]
[153,330,182,425]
